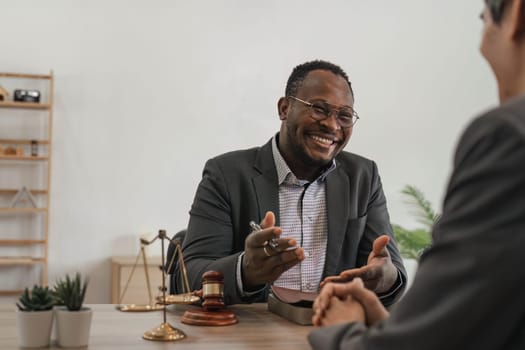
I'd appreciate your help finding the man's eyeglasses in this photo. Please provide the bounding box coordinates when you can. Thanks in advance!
[288,96,359,128]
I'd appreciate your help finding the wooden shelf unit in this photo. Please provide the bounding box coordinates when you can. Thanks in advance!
[0,257,46,265]
[0,70,54,292]
[0,239,46,245]
[0,289,25,296]
[0,155,49,161]
[0,101,50,110]
[0,208,48,213]
[0,139,50,145]
[0,189,47,195]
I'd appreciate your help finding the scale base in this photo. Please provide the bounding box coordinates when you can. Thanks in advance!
[143,322,186,341]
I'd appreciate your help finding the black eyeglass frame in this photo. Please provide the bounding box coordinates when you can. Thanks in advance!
[288,96,359,128]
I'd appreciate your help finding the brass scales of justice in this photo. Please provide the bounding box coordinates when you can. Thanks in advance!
[116,229,237,342]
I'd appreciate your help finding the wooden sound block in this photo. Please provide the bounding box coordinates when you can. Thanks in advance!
[181,307,238,326]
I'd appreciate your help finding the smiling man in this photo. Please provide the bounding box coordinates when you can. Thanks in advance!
[177,60,406,306]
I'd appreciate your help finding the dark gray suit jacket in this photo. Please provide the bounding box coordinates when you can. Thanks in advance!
[180,138,406,305]
[309,96,525,349]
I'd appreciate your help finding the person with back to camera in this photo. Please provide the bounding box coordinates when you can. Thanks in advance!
[309,0,525,348]
[177,60,407,307]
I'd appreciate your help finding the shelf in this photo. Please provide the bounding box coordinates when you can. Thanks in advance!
[0,257,46,266]
[0,189,47,195]
[0,72,51,80]
[0,155,48,161]
[0,208,47,213]
[0,289,24,296]
[0,101,50,110]
[0,239,46,245]
[0,139,49,145]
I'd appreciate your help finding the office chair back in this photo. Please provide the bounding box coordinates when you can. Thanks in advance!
[165,229,187,294]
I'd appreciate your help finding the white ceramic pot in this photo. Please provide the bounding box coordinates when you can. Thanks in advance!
[55,307,92,348]
[16,309,54,348]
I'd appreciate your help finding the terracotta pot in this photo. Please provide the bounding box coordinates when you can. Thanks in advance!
[55,307,92,348]
[16,309,54,348]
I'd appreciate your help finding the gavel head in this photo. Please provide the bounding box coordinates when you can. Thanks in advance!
[201,271,224,311]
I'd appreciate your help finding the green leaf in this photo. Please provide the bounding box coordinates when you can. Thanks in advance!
[16,285,54,311]
[392,185,437,260]
[53,272,89,311]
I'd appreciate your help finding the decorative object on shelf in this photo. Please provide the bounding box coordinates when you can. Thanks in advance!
[30,140,38,156]
[392,185,438,260]
[3,145,17,155]
[1,145,24,156]
[142,229,187,342]
[3,146,15,155]
[16,285,55,348]
[53,272,92,348]
[13,89,40,103]
[0,86,8,101]
[181,271,238,326]
[10,186,38,208]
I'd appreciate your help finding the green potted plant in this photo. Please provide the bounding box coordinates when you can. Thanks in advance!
[392,185,437,259]
[16,285,55,348]
[392,185,438,286]
[53,272,91,348]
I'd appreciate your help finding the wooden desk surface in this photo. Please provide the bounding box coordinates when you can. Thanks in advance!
[0,303,313,349]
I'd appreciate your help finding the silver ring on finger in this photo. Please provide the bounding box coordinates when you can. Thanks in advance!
[263,246,272,257]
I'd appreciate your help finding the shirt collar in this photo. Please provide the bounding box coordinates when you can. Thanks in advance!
[271,133,336,185]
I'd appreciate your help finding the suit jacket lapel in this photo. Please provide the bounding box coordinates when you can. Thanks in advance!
[324,164,350,277]
[252,140,280,225]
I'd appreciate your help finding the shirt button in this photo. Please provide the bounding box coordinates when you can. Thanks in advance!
[305,282,312,290]
[304,251,310,258]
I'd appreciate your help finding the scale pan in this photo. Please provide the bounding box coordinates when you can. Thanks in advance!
[157,293,200,305]
[116,304,165,312]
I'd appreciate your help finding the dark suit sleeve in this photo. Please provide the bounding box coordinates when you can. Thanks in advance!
[179,158,262,305]
[362,161,406,306]
[310,114,525,349]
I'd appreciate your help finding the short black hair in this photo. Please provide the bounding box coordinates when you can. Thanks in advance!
[285,60,354,99]
[485,0,510,23]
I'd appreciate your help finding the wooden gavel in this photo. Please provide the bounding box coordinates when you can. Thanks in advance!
[181,270,237,326]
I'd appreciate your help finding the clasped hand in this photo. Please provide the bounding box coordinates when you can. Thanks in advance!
[312,277,389,327]
[242,211,305,290]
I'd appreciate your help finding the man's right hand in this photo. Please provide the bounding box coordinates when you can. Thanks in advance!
[242,211,305,290]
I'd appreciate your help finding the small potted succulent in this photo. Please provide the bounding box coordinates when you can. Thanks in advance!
[16,285,55,348]
[53,272,91,348]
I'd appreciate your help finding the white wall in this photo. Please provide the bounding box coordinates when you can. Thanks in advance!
[0,0,497,302]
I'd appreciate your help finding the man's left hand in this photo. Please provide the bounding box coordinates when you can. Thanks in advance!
[321,235,398,293]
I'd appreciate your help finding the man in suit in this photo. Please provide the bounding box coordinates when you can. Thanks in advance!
[309,0,525,348]
[178,60,407,306]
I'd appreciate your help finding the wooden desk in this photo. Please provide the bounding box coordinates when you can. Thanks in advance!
[0,303,313,349]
